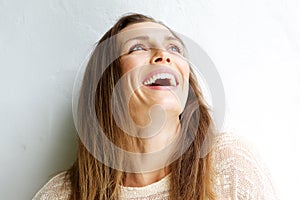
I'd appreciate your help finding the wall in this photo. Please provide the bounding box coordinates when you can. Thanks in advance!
[1,0,299,199]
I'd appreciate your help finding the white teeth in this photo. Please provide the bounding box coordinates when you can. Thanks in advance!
[143,73,177,86]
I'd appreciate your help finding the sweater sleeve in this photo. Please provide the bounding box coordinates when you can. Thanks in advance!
[32,172,71,200]
[212,133,279,200]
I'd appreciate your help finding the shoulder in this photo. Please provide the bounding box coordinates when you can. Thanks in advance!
[212,132,258,165]
[211,132,278,200]
[32,171,71,200]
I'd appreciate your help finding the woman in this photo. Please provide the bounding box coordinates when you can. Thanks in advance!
[33,13,278,200]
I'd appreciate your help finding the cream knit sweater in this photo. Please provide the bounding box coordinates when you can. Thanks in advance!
[32,133,278,200]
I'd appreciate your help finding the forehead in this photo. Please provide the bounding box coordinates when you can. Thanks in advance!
[121,22,169,32]
[118,22,175,43]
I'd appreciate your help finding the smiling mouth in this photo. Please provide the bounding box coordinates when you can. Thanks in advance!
[143,73,177,87]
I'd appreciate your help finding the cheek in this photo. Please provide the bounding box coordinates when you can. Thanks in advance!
[183,65,190,79]
[120,58,134,75]
[177,59,190,80]
[120,55,147,75]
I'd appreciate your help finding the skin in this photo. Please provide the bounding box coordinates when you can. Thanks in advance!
[117,22,190,187]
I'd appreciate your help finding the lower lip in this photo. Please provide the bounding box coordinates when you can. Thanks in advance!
[143,85,177,90]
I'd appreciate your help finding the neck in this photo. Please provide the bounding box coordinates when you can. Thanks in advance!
[122,167,170,187]
[136,115,180,153]
[123,115,180,187]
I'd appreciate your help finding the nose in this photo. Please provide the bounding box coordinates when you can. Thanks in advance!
[150,49,171,64]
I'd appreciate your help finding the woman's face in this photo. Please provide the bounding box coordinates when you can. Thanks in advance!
[117,22,190,127]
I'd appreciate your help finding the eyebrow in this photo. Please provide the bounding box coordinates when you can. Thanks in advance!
[122,35,183,47]
[123,36,150,47]
[165,36,180,42]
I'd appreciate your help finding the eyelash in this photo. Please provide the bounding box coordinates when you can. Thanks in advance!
[128,43,182,54]
[128,43,147,53]
[168,44,182,54]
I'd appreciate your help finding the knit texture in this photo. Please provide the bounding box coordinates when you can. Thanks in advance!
[32,133,278,200]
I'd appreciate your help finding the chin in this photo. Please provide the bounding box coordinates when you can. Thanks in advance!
[151,100,183,116]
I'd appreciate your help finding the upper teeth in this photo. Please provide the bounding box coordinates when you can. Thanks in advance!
[143,73,177,86]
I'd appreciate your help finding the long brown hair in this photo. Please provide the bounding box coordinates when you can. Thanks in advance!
[66,13,216,199]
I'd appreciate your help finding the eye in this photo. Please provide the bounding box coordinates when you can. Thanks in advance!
[168,44,182,54]
[129,44,147,53]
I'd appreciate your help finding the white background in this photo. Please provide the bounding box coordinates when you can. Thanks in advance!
[1,0,299,199]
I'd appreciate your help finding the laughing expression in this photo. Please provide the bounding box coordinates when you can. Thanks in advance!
[117,22,190,127]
